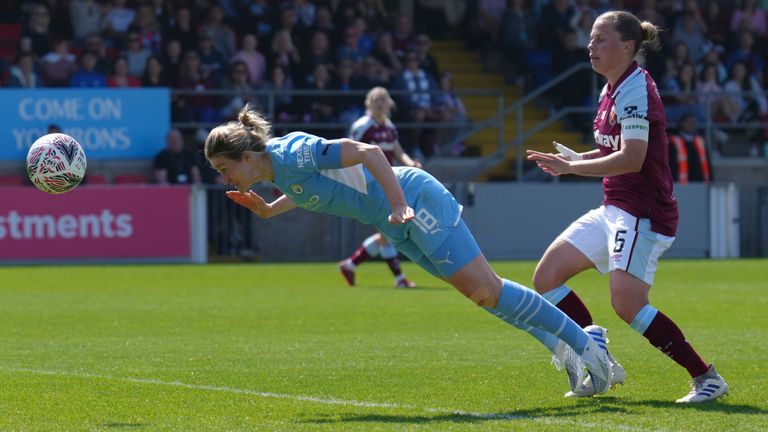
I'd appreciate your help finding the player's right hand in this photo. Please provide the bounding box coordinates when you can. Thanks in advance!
[388,205,414,224]
[225,190,270,218]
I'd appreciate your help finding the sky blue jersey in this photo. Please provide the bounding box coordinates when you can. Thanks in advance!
[266,131,463,254]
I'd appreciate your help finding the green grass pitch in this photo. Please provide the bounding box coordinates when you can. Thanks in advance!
[0,259,766,431]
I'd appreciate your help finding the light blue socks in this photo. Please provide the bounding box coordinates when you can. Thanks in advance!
[486,280,588,355]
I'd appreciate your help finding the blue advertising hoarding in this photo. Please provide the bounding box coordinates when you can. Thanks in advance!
[0,88,170,160]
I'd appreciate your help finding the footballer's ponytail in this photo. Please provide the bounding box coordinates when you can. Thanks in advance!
[204,104,273,161]
[597,10,660,65]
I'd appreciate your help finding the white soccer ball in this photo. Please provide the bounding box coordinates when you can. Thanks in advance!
[26,133,87,194]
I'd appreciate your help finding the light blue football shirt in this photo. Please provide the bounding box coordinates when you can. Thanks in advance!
[266,131,463,254]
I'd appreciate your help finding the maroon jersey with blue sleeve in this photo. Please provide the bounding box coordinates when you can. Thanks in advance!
[593,63,678,236]
[349,115,399,164]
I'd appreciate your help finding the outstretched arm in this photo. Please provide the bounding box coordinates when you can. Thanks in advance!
[527,138,647,177]
[225,190,297,219]
[338,138,414,224]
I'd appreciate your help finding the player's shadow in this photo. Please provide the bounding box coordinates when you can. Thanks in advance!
[301,401,630,426]
[603,398,768,415]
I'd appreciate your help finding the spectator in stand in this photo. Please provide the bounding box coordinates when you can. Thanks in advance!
[570,0,599,47]
[153,129,202,185]
[141,55,168,87]
[269,29,301,83]
[40,38,78,87]
[730,0,766,38]
[723,61,768,144]
[392,51,442,158]
[197,29,228,87]
[107,56,141,87]
[664,61,706,124]
[161,38,183,87]
[437,71,472,156]
[103,0,136,37]
[69,51,107,87]
[83,33,113,76]
[311,5,336,37]
[372,32,403,77]
[702,0,730,48]
[337,25,366,67]
[230,33,267,87]
[5,52,40,88]
[697,42,728,83]
[415,34,440,82]
[390,14,417,60]
[552,27,592,140]
[176,50,219,123]
[221,60,260,120]
[164,6,197,53]
[352,16,374,58]
[355,0,389,34]
[276,8,305,52]
[123,31,152,78]
[537,0,575,51]
[697,63,738,123]
[301,63,337,127]
[671,8,707,63]
[22,4,52,57]
[300,30,333,84]
[357,56,389,88]
[725,31,765,84]
[293,0,317,31]
[500,0,536,84]
[69,0,105,42]
[130,4,163,53]
[202,4,237,59]
[260,65,296,124]
[668,114,712,183]
[669,41,693,73]
[237,0,276,48]
[478,0,507,49]
[335,59,366,124]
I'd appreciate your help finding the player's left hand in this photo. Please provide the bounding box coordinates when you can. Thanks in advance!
[225,190,270,218]
[388,205,414,224]
[526,150,571,176]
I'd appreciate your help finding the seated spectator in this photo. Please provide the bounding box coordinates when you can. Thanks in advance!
[141,55,168,87]
[671,8,707,62]
[107,56,141,87]
[83,33,114,76]
[552,28,592,139]
[164,6,197,52]
[702,0,729,47]
[161,38,183,87]
[390,14,417,59]
[537,0,574,51]
[336,25,366,67]
[22,4,52,57]
[334,60,365,124]
[269,29,301,83]
[414,34,440,82]
[354,0,390,34]
[176,50,219,123]
[69,51,107,87]
[300,63,337,126]
[436,71,472,156]
[501,0,536,84]
[356,56,389,89]
[221,61,260,119]
[371,32,402,77]
[5,52,40,88]
[69,0,104,42]
[352,16,374,58]
[392,51,442,157]
[230,33,267,86]
[236,0,275,48]
[723,61,768,143]
[202,4,237,59]
[664,61,706,124]
[104,0,136,36]
[730,0,766,38]
[130,4,163,53]
[123,31,152,78]
[40,38,79,87]
[725,31,765,84]
[477,0,507,49]
[668,114,712,183]
[697,63,737,122]
[153,129,202,185]
[300,30,333,84]
[310,5,336,37]
[260,65,296,124]
[196,29,228,86]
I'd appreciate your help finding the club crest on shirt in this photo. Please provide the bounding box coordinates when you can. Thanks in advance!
[290,184,304,194]
[609,108,617,126]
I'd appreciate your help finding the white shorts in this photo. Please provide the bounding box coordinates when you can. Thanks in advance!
[558,205,675,285]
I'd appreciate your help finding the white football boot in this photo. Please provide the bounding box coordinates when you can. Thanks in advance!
[676,364,729,403]
[552,339,587,393]
[565,351,626,397]
[574,325,614,396]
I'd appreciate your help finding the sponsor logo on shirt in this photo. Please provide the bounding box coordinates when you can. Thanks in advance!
[620,105,646,120]
[297,143,313,168]
[297,195,321,210]
[594,132,621,151]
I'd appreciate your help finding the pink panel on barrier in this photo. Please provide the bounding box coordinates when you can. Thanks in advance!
[0,186,191,260]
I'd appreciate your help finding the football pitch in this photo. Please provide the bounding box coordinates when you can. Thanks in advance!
[0,259,766,431]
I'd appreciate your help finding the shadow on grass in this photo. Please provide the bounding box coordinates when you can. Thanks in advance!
[301,401,629,425]
[608,398,768,415]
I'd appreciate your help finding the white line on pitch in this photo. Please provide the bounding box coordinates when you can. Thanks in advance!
[1,366,662,432]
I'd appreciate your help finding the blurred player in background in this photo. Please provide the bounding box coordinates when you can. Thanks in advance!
[527,10,728,403]
[338,87,422,288]
[204,104,615,395]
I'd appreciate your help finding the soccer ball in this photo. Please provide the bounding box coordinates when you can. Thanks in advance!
[26,133,87,194]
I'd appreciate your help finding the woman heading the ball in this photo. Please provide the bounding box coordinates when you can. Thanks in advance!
[205,104,614,395]
[527,11,728,403]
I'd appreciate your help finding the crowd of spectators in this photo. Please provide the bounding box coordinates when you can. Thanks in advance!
[471,0,768,154]
[0,0,466,159]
